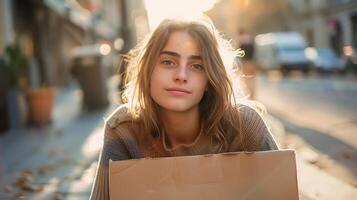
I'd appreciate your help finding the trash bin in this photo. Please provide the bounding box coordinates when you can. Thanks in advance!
[71,52,109,110]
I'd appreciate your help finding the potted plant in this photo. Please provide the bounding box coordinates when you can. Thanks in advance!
[25,57,55,126]
[4,44,28,129]
[26,85,54,126]
[4,44,54,127]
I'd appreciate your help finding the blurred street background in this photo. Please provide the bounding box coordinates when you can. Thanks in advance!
[0,0,357,199]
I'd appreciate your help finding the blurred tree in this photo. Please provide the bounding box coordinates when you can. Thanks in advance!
[4,44,28,89]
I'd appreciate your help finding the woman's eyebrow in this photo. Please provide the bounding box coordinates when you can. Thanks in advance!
[160,50,180,57]
[160,50,202,60]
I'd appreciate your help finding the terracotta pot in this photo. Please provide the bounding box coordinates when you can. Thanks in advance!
[26,88,54,126]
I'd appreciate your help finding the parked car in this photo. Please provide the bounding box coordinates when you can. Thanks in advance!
[254,32,310,76]
[305,47,345,72]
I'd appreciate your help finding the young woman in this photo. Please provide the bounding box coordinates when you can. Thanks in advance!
[90,16,278,200]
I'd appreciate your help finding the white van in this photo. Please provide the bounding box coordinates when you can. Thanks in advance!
[254,32,310,75]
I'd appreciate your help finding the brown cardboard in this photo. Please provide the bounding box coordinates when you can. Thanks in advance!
[109,150,298,200]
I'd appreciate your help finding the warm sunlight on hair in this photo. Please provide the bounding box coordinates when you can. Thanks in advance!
[144,0,218,29]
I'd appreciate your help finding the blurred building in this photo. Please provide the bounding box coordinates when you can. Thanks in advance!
[0,0,148,87]
[206,0,357,57]
[288,0,329,48]
[288,0,357,55]
[326,0,357,55]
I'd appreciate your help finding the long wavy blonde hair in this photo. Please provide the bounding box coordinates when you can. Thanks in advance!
[122,16,248,152]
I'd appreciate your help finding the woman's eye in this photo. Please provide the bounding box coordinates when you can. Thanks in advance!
[161,60,175,66]
[192,64,204,70]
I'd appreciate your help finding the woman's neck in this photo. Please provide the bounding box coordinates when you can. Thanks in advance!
[160,108,201,148]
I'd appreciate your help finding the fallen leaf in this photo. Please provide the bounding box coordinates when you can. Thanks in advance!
[341,150,353,159]
[61,158,71,165]
[4,185,14,193]
[19,170,33,179]
[15,172,32,190]
[15,169,44,193]
[76,160,86,166]
[309,155,332,169]
[38,164,52,175]
[21,184,44,193]
[53,193,64,200]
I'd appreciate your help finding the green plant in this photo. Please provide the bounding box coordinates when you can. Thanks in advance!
[4,44,28,88]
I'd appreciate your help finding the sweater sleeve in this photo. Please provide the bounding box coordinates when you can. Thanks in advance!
[240,106,279,151]
[89,123,131,200]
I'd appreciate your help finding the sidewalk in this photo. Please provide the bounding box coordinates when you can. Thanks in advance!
[266,112,357,200]
[0,79,119,200]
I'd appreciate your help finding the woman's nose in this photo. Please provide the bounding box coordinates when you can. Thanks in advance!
[174,65,188,82]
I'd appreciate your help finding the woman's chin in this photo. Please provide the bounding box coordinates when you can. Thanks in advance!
[158,102,198,113]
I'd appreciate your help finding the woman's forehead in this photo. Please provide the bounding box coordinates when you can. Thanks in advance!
[161,31,202,56]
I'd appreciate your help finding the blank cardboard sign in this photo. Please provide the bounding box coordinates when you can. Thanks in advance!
[109,150,298,200]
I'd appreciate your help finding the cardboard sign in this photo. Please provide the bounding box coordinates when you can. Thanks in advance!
[109,150,298,200]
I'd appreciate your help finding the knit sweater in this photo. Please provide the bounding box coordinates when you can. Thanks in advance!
[89,104,279,200]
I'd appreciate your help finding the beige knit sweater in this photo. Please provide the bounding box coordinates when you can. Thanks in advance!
[90,104,279,200]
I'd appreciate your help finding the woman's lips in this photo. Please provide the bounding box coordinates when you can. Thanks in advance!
[165,88,192,95]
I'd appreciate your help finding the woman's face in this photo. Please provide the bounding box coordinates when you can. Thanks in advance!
[150,31,208,113]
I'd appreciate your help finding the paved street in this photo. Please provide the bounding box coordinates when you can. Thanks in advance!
[256,71,357,199]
